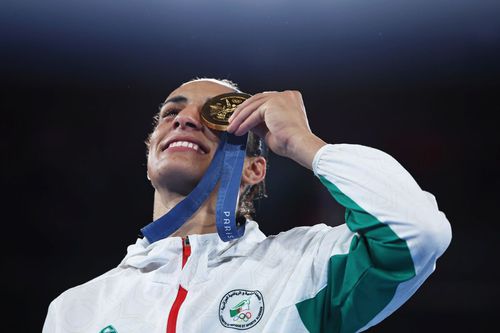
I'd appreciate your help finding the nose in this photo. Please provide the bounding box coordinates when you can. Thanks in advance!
[173,105,202,130]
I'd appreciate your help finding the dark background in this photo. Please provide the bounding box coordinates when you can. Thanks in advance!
[2,0,499,331]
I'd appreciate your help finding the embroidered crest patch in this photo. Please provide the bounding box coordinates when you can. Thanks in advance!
[219,289,264,330]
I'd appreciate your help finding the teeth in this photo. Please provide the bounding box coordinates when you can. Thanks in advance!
[167,141,203,153]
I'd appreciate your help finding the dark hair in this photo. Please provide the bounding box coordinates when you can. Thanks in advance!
[238,130,268,220]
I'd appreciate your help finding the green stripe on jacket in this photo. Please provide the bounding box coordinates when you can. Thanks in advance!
[296,175,416,333]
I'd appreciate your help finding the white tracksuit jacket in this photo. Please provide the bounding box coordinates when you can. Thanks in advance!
[43,144,452,333]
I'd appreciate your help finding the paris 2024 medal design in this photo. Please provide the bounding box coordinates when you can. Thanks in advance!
[201,93,251,131]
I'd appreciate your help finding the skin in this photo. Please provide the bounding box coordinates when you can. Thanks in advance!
[147,80,326,237]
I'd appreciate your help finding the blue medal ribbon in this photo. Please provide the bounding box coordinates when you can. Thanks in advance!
[215,132,248,241]
[140,142,224,243]
[141,132,248,243]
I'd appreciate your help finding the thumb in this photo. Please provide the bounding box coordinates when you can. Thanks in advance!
[251,123,269,140]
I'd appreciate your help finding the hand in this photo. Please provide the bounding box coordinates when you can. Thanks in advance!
[227,90,326,169]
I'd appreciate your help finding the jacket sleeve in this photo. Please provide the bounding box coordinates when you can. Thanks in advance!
[42,301,57,333]
[295,144,452,333]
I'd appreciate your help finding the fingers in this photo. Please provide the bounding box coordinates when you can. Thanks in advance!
[227,98,266,133]
[228,92,275,124]
[227,93,273,134]
[232,106,266,136]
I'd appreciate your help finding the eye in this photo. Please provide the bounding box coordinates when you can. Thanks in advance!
[161,108,180,119]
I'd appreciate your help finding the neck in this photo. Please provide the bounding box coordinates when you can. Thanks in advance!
[153,188,218,238]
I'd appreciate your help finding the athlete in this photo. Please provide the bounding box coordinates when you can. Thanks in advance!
[43,78,452,333]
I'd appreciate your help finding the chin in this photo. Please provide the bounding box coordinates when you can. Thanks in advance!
[149,159,207,195]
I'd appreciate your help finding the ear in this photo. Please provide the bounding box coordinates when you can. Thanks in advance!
[241,156,266,186]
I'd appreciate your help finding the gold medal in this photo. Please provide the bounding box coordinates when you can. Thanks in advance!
[201,92,251,131]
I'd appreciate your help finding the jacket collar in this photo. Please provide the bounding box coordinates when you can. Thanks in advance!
[120,220,266,271]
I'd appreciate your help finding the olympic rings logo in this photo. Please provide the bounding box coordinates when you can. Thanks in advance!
[234,312,252,322]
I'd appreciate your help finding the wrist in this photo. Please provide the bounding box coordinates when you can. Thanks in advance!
[287,133,327,170]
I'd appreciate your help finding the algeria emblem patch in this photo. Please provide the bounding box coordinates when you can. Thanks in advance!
[219,289,264,330]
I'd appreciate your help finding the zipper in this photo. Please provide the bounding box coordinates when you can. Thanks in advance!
[181,237,191,268]
[166,236,191,333]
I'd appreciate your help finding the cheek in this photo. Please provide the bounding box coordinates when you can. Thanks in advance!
[146,132,161,167]
[148,126,161,143]
[147,127,164,152]
[146,148,154,168]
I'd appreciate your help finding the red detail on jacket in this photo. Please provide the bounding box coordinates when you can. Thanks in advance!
[166,237,191,333]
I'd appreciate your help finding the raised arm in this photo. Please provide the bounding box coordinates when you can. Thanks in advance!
[228,91,452,332]
[294,143,452,332]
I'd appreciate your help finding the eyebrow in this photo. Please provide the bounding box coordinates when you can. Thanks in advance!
[158,95,213,113]
[159,95,188,110]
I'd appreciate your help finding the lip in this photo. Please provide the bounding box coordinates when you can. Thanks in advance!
[160,136,209,154]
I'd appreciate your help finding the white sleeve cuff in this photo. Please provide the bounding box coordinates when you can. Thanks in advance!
[312,144,335,177]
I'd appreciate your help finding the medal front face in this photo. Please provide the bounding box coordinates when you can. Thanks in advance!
[201,93,251,131]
